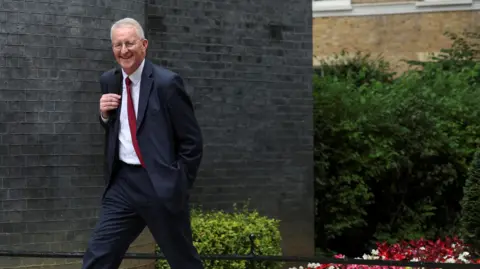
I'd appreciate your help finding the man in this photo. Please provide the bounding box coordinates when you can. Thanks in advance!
[81,17,204,269]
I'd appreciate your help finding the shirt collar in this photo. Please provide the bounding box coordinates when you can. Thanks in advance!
[122,59,145,86]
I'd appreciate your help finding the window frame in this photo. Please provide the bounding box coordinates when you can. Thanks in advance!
[416,0,473,7]
[312,0,352,12]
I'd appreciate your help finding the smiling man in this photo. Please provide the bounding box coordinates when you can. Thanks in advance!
[81,18,204,269]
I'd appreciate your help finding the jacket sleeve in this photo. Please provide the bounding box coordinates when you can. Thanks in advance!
[98,74,110,130]
[166,75,203,186]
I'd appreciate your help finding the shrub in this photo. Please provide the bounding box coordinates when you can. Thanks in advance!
[406,31,480,74]
[313,50,396,87]
[314,49,480,255]
[156,204,283,269]
[460,150,480,256]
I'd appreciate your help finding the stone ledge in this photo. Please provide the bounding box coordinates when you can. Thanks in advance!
[313,0,479,17]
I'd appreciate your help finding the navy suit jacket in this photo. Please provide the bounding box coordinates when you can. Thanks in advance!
[98,59,203,212]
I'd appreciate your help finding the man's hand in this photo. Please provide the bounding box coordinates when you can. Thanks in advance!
[99,93,121,119]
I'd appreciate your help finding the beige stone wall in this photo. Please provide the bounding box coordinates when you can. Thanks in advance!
[313,10,480,72]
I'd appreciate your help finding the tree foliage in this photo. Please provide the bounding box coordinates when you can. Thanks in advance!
[314,31,480,256]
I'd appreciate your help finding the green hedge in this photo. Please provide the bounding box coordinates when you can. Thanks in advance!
[460,151,480,256]
[156,204,283,269]
[314,31,480,255]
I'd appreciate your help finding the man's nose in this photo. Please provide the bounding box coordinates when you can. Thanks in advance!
[120,45,129,54]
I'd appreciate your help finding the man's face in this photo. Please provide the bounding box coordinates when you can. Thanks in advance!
[111,26,148,75]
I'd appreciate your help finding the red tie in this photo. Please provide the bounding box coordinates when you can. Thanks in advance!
[125,77,145,167]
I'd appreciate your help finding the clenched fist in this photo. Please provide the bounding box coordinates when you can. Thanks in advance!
[100,93,121,119]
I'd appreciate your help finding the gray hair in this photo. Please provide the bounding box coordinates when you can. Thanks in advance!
[110,18,145,40]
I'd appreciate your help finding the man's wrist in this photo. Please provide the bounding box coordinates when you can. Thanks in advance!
[100,112,109,122]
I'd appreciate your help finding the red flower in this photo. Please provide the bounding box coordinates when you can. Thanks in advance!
[323,236,477,269]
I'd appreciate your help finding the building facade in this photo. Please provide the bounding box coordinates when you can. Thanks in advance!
[313,0,480,71]
[0,0,314,268]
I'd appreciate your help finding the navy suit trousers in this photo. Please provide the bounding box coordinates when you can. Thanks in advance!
[81,161,203,269]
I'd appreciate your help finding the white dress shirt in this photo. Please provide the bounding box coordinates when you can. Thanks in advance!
[118,60,145,165]
[102,59,145,165]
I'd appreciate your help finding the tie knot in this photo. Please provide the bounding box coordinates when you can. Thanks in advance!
[125,77,132,86]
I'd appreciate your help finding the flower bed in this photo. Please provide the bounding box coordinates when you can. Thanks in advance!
[293,237,480,269]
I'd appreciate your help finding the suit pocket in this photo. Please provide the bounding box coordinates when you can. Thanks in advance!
[150,161,188,197]
[148,167,188,213]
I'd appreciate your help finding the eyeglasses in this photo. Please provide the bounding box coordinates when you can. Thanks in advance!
[112,40,139,50]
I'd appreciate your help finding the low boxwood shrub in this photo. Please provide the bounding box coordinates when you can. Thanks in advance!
[156,204,283,269]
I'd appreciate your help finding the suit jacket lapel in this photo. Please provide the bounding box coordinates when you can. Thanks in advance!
[112,68,123,125]
[137,60,153,131]
[110,68,123,167]
[113,68,123,95]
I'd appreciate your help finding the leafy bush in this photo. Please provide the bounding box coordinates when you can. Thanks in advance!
[460,151,480,256]
[314,50,396,87]
[407,31,480,73]
[314,31,480,256]
[156,204,283,269]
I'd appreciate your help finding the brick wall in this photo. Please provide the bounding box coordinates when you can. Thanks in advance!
[313,10,480,72]
[147,0,315,256]
[0,1,315,268]
[0,1,154,268]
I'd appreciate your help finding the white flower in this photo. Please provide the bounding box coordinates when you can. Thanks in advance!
[445,257,456,263]
[362,254,375,260]
[457,252,470,263]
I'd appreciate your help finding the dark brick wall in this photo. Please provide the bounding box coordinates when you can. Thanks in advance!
[0,0,314,267]
[0,1,153,268]
[147,0,314,256]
